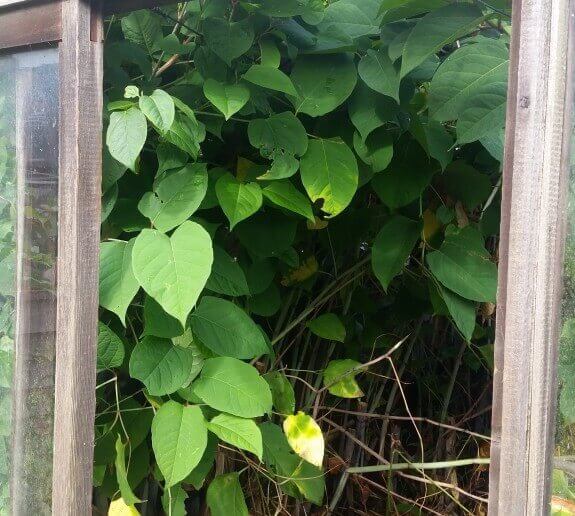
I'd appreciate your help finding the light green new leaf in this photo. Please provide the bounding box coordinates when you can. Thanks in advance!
[358,48,400,102]
[401,4,485,77]
[115,437,141,506]
[191,296,269,359]
[323,359,364,398]
[306,313,346,342]
[121,10,162,56]
[132,221,213,326]
[97,323,125,371]
[283,412,324,468]
[204,79,250,121]
[264,371,296,416]
[426,225,498,302]
[289,55,357,117]
[193,357,273,418]
[243,65,297,96]
[207,473,249,516]
[248,112,308,158]
[139,89,175,133]
[152,401,208,487]
[138,163,208,233]
[208,413,263,459]
[300,138,358,217]
[206,246,250,297]
[348,83,399,142]
[107,107,147,172]
[372,216,422,290]
[215,173,262,229]
[203,18,254,65]
[429,38,509,121]
[99,239,140,324]
[129,336,197,395]
[263,181,314,222]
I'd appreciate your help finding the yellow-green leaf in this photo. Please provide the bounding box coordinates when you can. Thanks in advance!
[108,498,140,516]
[283,412,324,468]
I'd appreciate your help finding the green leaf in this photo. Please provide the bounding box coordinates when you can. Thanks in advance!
[409,116,453,171]
[358,48,401,101]
[264,371,296,416]
[207,473,249,516]
[152,401,208,487]
[129,336,197,395]
[289,54,357,117]
[139,89,175,133]
[306,313,346,342]
[99,239,140,324]
[162,113,205,159]
[400,4,485,77]
[143,296,183,338]
[300,138,358,217]
[236,212,298,258]
[115,437,141,506]
[132,221,213,326]
[435,161,492,210]
[203,19,254,66]
[206,246,250,297]
[103,147,127,193]
[106,107,147,172]
[379,0,451,23]
[248,112,308,158]
[318,0,382,39]
[184,434,218,489]
[193,357,273,418]
[215,173,262,229]
[243,65,297,96]
[426,225,498,302]
[353,129,394,173]
[121,10,162,56]
[208,413,263,459]
[259,37,281,68]
[372,215,422,290]
[191,296,269,359]
[323,359,364,398]
[97,323,125,371]
[436,284,476,341]
[429,39,509,122]
[204,79,250,121]
[260,422,325,505]
[138,164,208,233]
[262,181,314,222]
[348,83,399,142]
[162,485,188,516]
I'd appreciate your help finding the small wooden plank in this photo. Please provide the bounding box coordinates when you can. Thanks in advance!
[488,0,573,513]
[0,1,62,50]
[51,0,103,514]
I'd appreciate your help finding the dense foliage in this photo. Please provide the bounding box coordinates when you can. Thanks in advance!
[95,1,511,514]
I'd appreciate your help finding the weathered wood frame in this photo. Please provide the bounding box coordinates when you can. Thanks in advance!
[488,0,574,513]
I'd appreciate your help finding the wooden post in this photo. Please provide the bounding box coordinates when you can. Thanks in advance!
[51,0,103,513]
[489,0,574,513]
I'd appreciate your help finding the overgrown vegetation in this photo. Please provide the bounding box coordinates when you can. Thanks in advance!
[95,1,511,514]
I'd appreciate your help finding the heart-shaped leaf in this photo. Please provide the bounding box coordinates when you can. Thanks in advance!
[208,413,263,459]
[139,89,175,133]
[106,107,147,172]
[204,79,250,120]
[203,18,254,65]
[215,173,262,229]
[132,221,213,326]
[243,65,297,96]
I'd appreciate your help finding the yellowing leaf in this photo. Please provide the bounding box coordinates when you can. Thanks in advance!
[281,256,318,286]
[306,217,329,231]
[236,156,258,182]
[283,412,324,468]
[108,498,140,516]
[422,209,442,242]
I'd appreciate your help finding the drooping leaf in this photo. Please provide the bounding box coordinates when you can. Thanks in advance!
[243,65,297,96]
[264,371,296,416]
[206,473,249,516]
[306,313,346,342]
[129,336,197,395]
[203,80,251,121]
[289,54,357,117]
[139,89,175,133]
[107,107,147,172]
[426,225,498,302]
[206,246,250,297]
[191,296,269,359]
[161,485,188,516]
[208,413,263,459]
[203,18,254,65]
[121,10,162,56]
[193,357,273,418]
[151,401,208,487]
[358,48,401,101]
[115,437,141,506]
[97,323,125,371]
[215,173,262,229]
[436,283,476,341]
[323,359,364,398]
[262,181,315,222]
[372,215,422,290]
[99,239,140,324]
[132,221,213,326]
[300,138,358,217]
[283,412,324,468]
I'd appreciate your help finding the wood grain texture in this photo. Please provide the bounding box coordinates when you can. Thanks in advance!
[0,1,61,50]
[488,0,573,513]
[51,0,103,514]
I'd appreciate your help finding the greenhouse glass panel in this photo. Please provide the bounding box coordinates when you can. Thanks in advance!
[0,47,59,515]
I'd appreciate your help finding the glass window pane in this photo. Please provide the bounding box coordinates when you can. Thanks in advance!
[0,47,59,515]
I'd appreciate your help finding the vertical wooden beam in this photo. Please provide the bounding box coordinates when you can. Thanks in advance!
[488,0,573,513]
[51,0,103,513]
